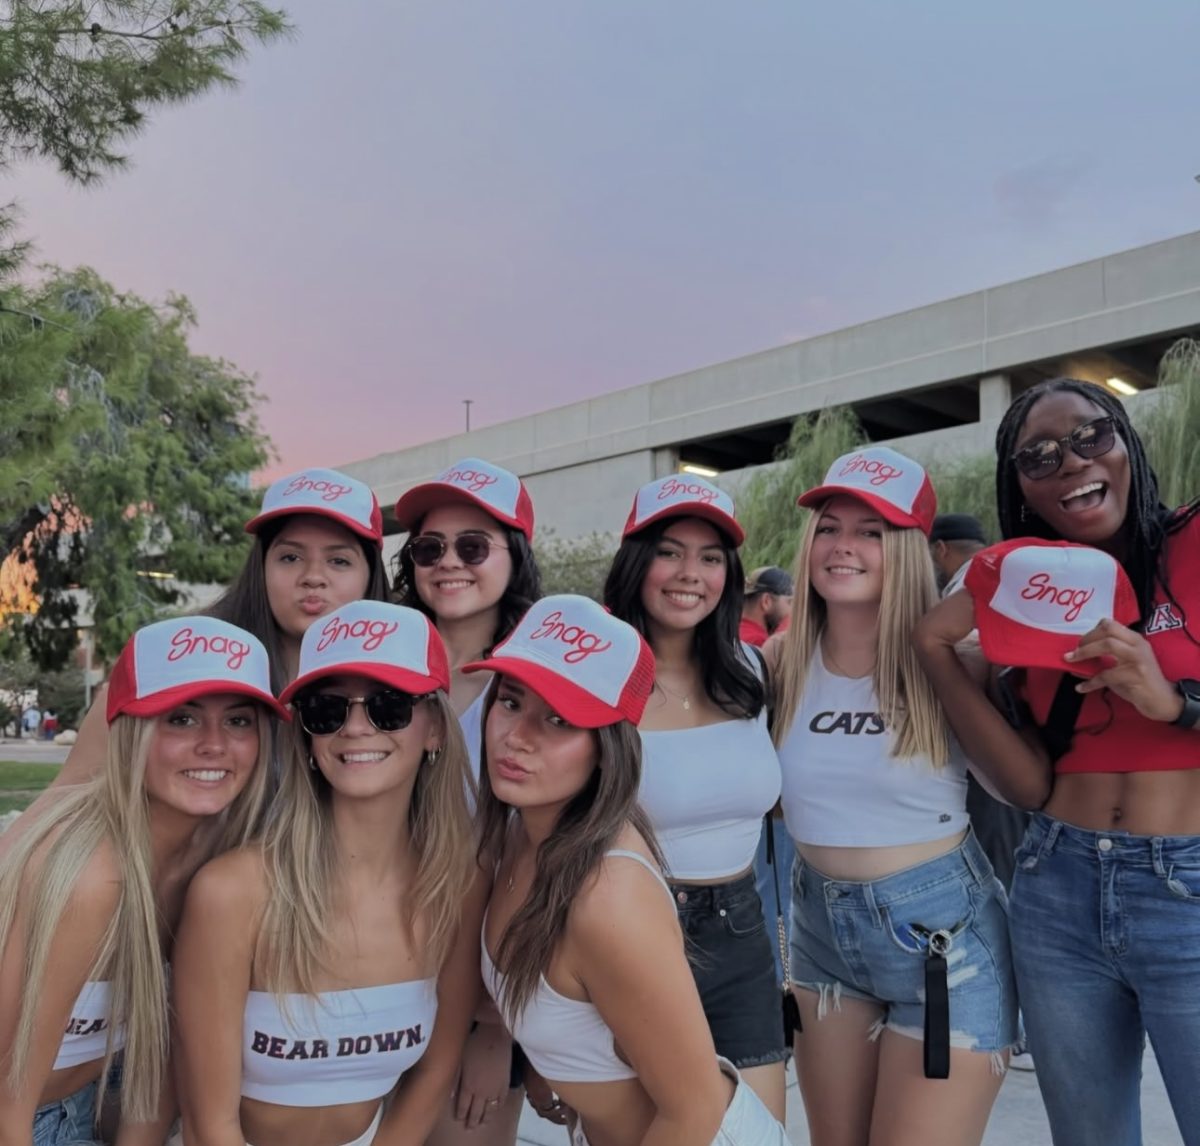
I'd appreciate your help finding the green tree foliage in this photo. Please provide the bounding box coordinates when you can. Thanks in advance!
[534,529,616,602]
[0,1,290,183]
[0,266,270,669]
[1137,338,1200,511]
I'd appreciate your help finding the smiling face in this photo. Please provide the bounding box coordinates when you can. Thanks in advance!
[638,517,728,640]
[411,504,514,625]
[306,673,440,803]
[485,679,598,812]
[143,695,262,819]
[808,495,887,606]
[1014,390,1131,545]
[264,515,373,642]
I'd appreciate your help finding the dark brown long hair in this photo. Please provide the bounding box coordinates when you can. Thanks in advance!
[205,519,389,691]
[475,680,664,1021]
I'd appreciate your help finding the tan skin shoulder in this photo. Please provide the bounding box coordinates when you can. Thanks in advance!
[180,844,270,928]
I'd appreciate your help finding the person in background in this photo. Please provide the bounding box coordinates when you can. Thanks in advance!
[740,566,794,648]
[928,514,986,595]
[929,514,1030,890]
[42,710,58,741]
[22,704,40,740]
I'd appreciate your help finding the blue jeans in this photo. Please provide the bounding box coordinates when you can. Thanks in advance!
[1011,813,1200,1146]
[753,817,794,989]
[32,1080,99,1145]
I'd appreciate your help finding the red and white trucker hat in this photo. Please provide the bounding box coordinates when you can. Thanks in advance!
[245,468,383,547]
[280,600,450,705]
[964,539,1140,676]
[393,458,535,539]
[622,475,745,546]
[464,594,656,728]
[798,447,937,536]
[106,617,287,723]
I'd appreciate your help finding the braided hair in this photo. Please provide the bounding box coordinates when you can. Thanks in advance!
[994,377,1190,619]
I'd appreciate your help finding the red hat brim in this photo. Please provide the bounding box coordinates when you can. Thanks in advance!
[108,679,289,723]
[280,661,447,707]
[393,485,532,539]
[623,502,745,547]
[461,655,627,729]
[797,486,930,534]
[245,505,383,547]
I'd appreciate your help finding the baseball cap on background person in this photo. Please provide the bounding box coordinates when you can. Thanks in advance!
[464,594,655,728]
[622,475,744,546]
[393,458,535,540]
[964,539,1139,677]
[244,468,384,548]
[797,446,937,536]
[744,567,794,599]
[930,514,988,547]
[106,617,289,723]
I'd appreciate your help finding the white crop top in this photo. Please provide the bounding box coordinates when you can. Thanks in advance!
[779,652,969,847]
[481,851,673,1084]
[459,689,486,780]
[638,653,781,880]
[242,979,437,1106]
[53,980,126,1070]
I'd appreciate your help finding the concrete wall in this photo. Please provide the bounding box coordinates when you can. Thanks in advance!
[339,230,1200,541]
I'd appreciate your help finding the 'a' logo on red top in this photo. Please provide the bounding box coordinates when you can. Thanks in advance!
[838,454,902,487]
[1019,573,1094,623]
[444,468,498,493]
[167,626,251,670]
[528,611,613,663]
[316,615,399,653]
[657,478,718,504]
[283,475,353,502]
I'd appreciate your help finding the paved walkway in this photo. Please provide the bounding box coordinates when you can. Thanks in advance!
[0,738,70,765]
[516,1049,1182,1145]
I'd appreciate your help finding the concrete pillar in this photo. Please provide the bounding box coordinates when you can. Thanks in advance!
[652,447,679,479]
[979,373,1012,425]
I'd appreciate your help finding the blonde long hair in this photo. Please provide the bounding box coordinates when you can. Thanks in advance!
[0,711,271,1121]
[256,692,475,996]
[771,507,949,765]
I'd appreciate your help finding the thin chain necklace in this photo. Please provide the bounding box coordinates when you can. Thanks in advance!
[656,678,692,711]
[822,640,875,679]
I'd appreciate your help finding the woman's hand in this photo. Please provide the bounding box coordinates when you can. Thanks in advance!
[453,1022,513,1130]
[1068,619,1184,723]
[523,1065,572,1126]
[913,590,977,654]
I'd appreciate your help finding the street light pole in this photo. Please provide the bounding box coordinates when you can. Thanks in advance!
[463,399,474,433]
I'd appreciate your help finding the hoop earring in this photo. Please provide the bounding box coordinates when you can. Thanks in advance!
[423,747,441,766]
[307,753,317,771]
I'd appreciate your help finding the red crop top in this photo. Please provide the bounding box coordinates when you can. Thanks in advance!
[1023,510,1200,774]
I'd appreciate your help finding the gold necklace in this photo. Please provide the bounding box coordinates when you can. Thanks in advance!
[657,678,692,711]
[822,641,875,679]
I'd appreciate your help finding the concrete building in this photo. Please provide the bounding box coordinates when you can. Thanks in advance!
[341,229,1200,549]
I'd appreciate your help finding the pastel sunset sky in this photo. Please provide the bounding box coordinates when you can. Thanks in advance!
[12,0,1200,478]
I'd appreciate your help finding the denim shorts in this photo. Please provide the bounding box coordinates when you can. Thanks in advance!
[570,1057,787,1146]
[789,830,1019,1056]
[32,1080,100,1146]
[672,870,788,1069]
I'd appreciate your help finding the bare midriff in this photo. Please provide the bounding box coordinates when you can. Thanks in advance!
[1047,769,1200,835]
[797,830,968,883]
[240,1095,382,1146]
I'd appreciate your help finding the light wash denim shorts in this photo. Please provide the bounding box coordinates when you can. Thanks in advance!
[789,829,1019,1059]
[32,1080,99,1146]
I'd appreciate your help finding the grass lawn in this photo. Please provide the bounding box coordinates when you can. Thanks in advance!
[0,760,61,815]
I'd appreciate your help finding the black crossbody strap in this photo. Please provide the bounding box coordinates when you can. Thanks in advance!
[1043,672,1086,761]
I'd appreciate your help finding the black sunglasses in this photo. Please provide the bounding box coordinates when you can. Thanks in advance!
[293,689,426,736]
[405,532,507,568]
[1011,416,1117,481]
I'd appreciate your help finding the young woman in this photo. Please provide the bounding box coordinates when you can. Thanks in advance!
[49,466,390,790]
[173,599,481,1146]
[470,592,788,1146]
[769,446,1017,1146]
[914,379,1200,1146]
[602,475,787,1119]
[0,616,279,1144]
[392,456,542,1141]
